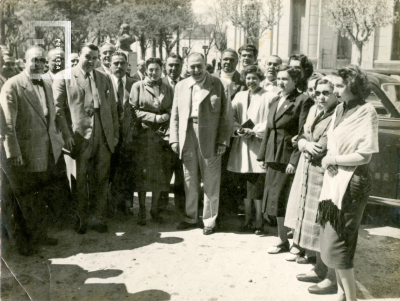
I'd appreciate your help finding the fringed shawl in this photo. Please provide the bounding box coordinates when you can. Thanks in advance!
[316,102,379,236]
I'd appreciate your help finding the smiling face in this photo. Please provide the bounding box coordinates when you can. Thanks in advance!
[315,82,336,112]
[110,55,127,79]
[100,45,115,68]
[166,57,182,81]
[78,47,99,73]
[188,55,206,82]
[48,49,65,73]
[331,75,354,103]
[146,63,162,81]
[240,50,255,68]
[25,47,46,75]
[222,51,238,73]
[276,70,296,94]
[245,72,261,91]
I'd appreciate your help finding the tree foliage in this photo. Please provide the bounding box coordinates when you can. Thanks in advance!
[216,0,282,47]
[321,0,400,65]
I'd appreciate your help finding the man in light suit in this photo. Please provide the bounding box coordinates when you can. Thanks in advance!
[160,53,185,213]
[170,52,233,235]
[108,51,136,215]
[53,43,119,234]
[43,48,65,81]
[0,46,67,255]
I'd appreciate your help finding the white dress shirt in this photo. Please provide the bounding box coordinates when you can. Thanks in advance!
[190,74,207,118]
[137,70,145,81]
[111,74,127,102]
[276,92,289,111]
[78,66,100,108]
[25,71,48,116]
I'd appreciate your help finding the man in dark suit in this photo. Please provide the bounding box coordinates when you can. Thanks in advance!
[53,43,119,234]
[170,53,233,235]
[108,51,136,215]
[131,60,146,82]
[1,46,67,255]
[96,43,116,76]
[160,53,185,213]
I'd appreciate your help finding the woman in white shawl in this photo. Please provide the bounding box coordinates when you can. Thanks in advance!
[317,66,379,301]
[227,65,276,234]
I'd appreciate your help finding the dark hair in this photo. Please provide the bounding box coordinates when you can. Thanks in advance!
[166,53,183,63]
[146,57,163,68]
[333,65,371,100]
[111,51,127,61]
[315,78,334,89]
[308,72,324,84]
[81,43,99,52]
[206,64,214,73]
[238,44,258,58]
[289,54,314,92]
[222,48,239,61]
[278,65,302,88]
[241,65,265,81]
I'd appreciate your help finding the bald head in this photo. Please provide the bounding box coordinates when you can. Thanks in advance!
[25,46,46,75]
[47,48,65,73]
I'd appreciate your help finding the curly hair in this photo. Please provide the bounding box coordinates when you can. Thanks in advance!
[289,54,314,92]
[146,57,163,68]
[238,44,258,58]
[277,65,302,89]
[241,65,265,82]
[333,65,371,100]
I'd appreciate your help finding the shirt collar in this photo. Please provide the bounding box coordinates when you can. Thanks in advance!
[168,75,180,85]
[24,70,42,81]
[137,70,144,78]
[112,74,126,86]
[189,72,207,88]
[78,65,93,79]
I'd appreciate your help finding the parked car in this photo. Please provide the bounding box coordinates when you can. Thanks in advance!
[317,70,400,205]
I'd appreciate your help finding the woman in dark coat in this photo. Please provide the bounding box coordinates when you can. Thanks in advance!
[257,65,313,254]
[317,66,379,301]
[130,57,174,225]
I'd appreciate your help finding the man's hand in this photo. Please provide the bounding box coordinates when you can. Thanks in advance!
[171,142,179,154]
[64,137,75,151]
[291,135,298,148]
[156,113,170,123]
[285,163,295,174]
[216,144,226,155]
[305,142,322,156]
[10,155,23,166]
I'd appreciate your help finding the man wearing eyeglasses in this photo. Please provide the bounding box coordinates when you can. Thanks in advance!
[261,55,282,93]
[0,46,67,255]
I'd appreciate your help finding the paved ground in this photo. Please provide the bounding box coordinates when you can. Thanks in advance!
[1,195,400,301]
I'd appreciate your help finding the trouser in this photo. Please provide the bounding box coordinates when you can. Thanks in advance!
[4,153,68,243]
[182,121,221,228]
[76,111,111,224]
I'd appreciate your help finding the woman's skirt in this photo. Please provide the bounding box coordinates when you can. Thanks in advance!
[243,173,266,200]
[133,128,173,192]
[319,164,371,269]
[292,159,325,252]
[262,163,294,217]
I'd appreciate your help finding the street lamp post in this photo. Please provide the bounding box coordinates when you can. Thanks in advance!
[203,45,208,64]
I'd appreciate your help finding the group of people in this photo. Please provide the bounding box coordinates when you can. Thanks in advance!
[0,39,378,301]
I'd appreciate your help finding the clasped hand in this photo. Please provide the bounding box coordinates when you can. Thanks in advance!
[321,155,338,176]
[237,128,255,138]
[156,113,170,123]
[305,142,322,156]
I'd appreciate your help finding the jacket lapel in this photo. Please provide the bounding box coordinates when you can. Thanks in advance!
[93,70,102,105]
[198,74,213,105]
[275,90,299,121]
[73,67,87,91]
[21,73,47,125]
[43,81,54,126]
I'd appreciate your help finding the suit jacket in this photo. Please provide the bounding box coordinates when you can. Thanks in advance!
[170,73,233,159]
[257,89,313,167]
[162,76,182,90]
[53,66,119,154]
[0,72,64,172]
[132,71,145,82]
[213,69,247,100]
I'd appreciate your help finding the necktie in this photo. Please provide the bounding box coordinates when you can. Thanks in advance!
[117,78,124,120]
[84,72,94,116]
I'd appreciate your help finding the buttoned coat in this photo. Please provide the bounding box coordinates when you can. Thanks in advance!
[52,66,119,153]
[257,89,313,167]
[169,73,233,159]
[0,72,64,172]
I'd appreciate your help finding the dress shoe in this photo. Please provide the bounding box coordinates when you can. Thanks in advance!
[74,221,88,235]
[297,256,317,264]
[267,240,290,254]
[150,209,165,224]
[203,227,214,235]
[308,284,338,295]
[296,273,323,283]
[176,221,197,230]
[90,223,108,233]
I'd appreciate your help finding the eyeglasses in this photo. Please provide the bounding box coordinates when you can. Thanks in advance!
[315,90,332,97]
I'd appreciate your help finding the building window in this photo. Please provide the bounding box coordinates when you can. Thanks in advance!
[391,1,400,60]
[337,35,352,60]
[291,0,306,54]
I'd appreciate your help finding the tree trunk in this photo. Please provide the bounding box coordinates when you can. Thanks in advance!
[176,28,180,55]
[355,41,363,66]
[140,42,146,60]
[158,36,163,60]
[152,38,156,57]
[0,9,5,45]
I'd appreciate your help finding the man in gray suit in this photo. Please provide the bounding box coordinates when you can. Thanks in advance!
[96,43,116,76]
[53,43,119,234]
[170,53,233,235]
[1,46,66,255]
